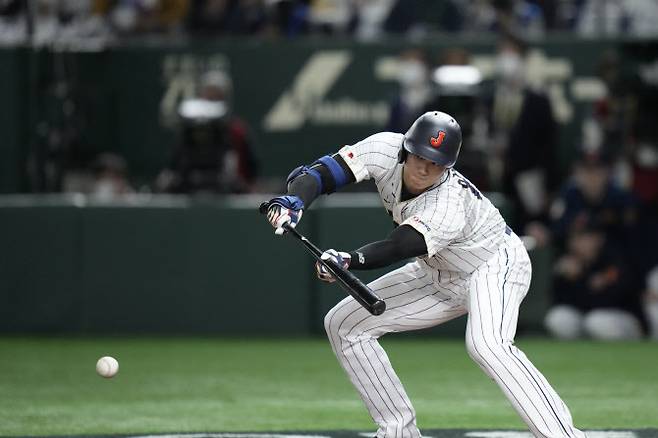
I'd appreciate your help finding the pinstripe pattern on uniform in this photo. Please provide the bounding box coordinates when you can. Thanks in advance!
[465,235,584,438]
[325,262,469,438]
[326,132,584,437]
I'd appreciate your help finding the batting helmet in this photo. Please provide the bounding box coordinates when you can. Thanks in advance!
[400,111,462,168]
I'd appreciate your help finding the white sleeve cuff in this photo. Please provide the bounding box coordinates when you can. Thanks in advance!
[338,145,370,183]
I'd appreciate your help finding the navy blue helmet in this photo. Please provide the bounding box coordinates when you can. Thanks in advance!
[400,111,462,168]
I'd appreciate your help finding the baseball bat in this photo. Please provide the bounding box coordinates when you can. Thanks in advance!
[259,202,386,316]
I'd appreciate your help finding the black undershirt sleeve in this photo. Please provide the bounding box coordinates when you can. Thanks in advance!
[348,224,428,270]
[287,174,320,209]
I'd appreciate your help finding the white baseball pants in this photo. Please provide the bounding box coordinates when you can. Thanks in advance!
[324,232,585,438]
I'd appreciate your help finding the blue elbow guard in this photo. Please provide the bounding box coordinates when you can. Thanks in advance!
[315,155,349,190]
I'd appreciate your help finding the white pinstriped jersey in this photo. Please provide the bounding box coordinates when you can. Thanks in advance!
[338,131,507,275]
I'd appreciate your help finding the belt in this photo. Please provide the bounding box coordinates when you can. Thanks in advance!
[505,225,512,235]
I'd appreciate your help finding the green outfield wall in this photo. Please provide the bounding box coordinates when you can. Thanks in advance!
[2,37,656,192]
[0,194,549,335]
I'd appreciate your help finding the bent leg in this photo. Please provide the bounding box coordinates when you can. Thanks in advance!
[466,241,585,438]
[325,261,467,438]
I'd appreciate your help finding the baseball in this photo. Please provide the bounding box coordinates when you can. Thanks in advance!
[96,356,119,378]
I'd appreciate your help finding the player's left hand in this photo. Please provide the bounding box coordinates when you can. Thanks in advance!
[316,249,351,283]
[266,195,304,235]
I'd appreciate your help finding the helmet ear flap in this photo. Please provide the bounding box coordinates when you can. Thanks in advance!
[398,148,407,164]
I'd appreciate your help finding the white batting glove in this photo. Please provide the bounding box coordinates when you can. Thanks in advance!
[316,249,351,283]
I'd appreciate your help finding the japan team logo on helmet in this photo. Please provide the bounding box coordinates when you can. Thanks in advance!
[430,130,446,148]
[401,111,462,168]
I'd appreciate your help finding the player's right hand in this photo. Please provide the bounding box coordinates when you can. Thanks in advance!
[316,249,351,282]
[266,195,304,235]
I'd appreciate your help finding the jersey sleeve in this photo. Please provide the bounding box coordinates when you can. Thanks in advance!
[400,198,466,258]
[337,132,402,183]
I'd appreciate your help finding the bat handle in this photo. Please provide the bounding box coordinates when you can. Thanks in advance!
[282,222,301,237]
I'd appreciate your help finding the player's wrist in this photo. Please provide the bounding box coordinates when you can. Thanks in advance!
[348,250,365,269]
[270,195,304,211]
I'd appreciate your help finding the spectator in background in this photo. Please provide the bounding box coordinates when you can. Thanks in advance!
[0,0,113,46]
[385,48,432,134]
[541,147,646,340]
[583,49,658,303]
[382,0,464,36]
[89,152,134,200]
[185,0,266,36]
[577,0,658,37]
[306,0,352,35]
[625,50,658,218]
[548,148,636,249]
[62,152,134,199]
[155,70,259,194]
[350,0,396,41]
[485,31,558,231]
[462,0,546,35]
[110,0,189,35]
[544,222,646,340]
[422,47,490,190]
[263,0,312,37]
[0,0,24,44]
[593,51,634,151]
[580,49,637,192]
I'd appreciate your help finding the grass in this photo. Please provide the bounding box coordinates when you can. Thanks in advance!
[0,337,656,436]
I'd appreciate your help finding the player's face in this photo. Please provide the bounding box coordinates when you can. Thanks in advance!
[403,153,446,194]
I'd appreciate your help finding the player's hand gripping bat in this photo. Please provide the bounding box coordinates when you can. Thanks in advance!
[259,202,386,316]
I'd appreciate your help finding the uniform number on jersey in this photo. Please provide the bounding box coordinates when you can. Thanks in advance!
[457,178,482,200]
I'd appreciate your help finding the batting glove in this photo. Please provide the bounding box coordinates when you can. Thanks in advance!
[266,195,304,235]
[316,249,351,283]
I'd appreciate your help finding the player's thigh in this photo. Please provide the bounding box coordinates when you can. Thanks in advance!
[466,242,531,343]
[325,262,466,340]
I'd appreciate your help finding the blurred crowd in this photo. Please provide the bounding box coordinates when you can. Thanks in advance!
[58,68,260,197]
[3,0,658,341]
[2,0,658,46]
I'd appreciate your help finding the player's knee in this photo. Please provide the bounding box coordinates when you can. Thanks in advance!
[323,307,340,337]
[465,336,484,365]
[544,305,583,340]
[465,329,520,370]
[324,300,377,342]
[323,303,352,339]
[465,333,500,367]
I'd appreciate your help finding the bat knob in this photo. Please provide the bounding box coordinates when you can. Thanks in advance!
[371,300,386,316]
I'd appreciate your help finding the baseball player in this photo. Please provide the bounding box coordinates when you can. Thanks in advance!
[265,111,584,438]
